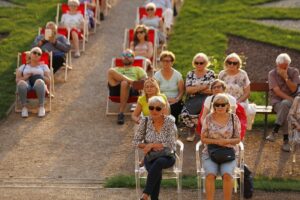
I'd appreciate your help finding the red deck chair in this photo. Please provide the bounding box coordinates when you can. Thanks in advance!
[38,27,71,82]
[136,7,163,25]
[123,28,158,69]
[15,52,54,113]
[55,3,88,52]
[106,58,146,115]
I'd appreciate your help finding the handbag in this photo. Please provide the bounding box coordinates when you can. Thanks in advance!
[207,114,236,164]
[185,93,207,115]
[142,117,175,162]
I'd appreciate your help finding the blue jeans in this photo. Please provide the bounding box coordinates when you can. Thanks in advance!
[143,156,175,200]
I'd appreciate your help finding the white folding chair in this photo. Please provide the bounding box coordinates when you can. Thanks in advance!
[135,139,184,200]
[196,141,244,200]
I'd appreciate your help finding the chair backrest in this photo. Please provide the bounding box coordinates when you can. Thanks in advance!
[20,52,51,66]
[112,58,145,69]
[138,7,163,20]
[39,27,70,39]
[61,3,86,16]
[250,82,270,106]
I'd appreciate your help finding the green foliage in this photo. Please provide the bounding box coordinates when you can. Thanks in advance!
[0,0,62,118]
[168,0,300,78]
[104,175,300,191]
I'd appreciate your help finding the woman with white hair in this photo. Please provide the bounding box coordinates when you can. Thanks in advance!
[181,52,215,142]
[60,0,84,58]
[15,47,51,118]
[133,95,177,200]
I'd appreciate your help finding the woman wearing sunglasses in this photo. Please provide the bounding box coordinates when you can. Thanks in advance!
[130,25,154,75]
[15,47,51,118]
[218,53,252,128]
[201,93,241,200]
[133,95,177,200]
[181,53,215,142]
[131,78,169,124]
[140,3,165,44]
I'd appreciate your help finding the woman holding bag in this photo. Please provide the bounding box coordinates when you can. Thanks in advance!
[201,94,241,200]
[133,96,177,200]
[181,52,215,142]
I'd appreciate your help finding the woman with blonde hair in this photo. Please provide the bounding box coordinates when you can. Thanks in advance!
[181,52,215,142]
[132,78,169,124]
[201,93,241,200]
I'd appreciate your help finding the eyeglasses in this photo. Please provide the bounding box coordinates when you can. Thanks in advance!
[226,61,239,66]
[194,61,205,66]
[161,59,172,63]
[212,85,223,90]
[136,31,145,34]
[149,106,162,111]
[122,53,134,58]
[146,8,154,11]
[32,51,42,56]
[214,103,228,108]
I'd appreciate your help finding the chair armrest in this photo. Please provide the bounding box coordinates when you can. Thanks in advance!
[135,148,141,172]
[195,141,203,173]
[237,142,245,170]
[175,140,184,171]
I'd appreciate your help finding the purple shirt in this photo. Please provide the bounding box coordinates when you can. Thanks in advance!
[268,67,300,105]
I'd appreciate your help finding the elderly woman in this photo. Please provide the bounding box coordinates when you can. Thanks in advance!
[141,3,166,44]
[288,95,300,147]
[133,96,177,200]
[201,94,241,200]
[15,47,51,118]
[60,0,84,58]
[181,53,215,142]
[130,24,154,75]
[132,78,169,124]
[154,50,184,124]
[80,0,96,29]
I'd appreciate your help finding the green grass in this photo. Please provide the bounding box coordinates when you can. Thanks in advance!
[0,0,62,119]
[169,0,300,77]
[104,175,300,192]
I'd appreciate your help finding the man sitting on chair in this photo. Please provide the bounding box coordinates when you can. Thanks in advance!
[107,49,147,125]
[32,21,71,73]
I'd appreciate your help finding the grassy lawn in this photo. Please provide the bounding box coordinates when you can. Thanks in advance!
[0,0,62,119]
[104,175,300,192]
[169,0,300,76]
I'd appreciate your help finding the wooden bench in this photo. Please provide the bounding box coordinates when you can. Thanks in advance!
[250,82,276,136]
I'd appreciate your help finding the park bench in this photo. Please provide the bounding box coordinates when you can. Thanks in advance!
[250,82,276,137]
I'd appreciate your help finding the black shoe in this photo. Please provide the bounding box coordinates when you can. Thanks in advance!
[117,113,124,125]
[100,13,105,21]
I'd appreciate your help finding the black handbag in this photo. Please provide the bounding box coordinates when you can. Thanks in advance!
[145,147,174,162]
[207,114,236,164]
[185,93,207,115]
[29,74,44,87]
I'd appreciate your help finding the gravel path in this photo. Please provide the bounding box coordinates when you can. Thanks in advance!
[260,0,300,7]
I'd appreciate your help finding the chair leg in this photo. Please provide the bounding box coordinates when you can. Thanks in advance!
[177,173,182,200]
[264,113,268,138]
[240,171,244,200]
[135,173,141,200]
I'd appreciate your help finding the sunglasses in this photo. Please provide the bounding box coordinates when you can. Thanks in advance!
[136,31,145,34]
[194,61,205,66]
[149,106,162,111]
[146,8,154,11]
[32,51,42,56]
[122,53,134,58]
[212,85,223,90]
[226,61,239,66]
[214,103,228,108]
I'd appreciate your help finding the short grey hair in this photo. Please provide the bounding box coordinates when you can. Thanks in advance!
[148,96,166,107]
[192,52,210,68]
[224,52,242,69]
[46,21,57,30]
[276,53,291,65]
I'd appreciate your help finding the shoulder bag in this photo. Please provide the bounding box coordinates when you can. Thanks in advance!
[207,114,236,164]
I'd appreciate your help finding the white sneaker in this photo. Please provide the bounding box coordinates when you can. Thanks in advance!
[38,106,46,117]
[74,51,80,58]
[21,107,28,118]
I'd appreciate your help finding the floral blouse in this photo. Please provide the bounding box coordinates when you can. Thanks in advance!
[133,115,177,150]
[186,69,215,91]
[201,113,241,155]
[218,69,250,100]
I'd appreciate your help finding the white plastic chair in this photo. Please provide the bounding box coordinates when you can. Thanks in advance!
[135,139,184,200]
[196,141,244,200]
